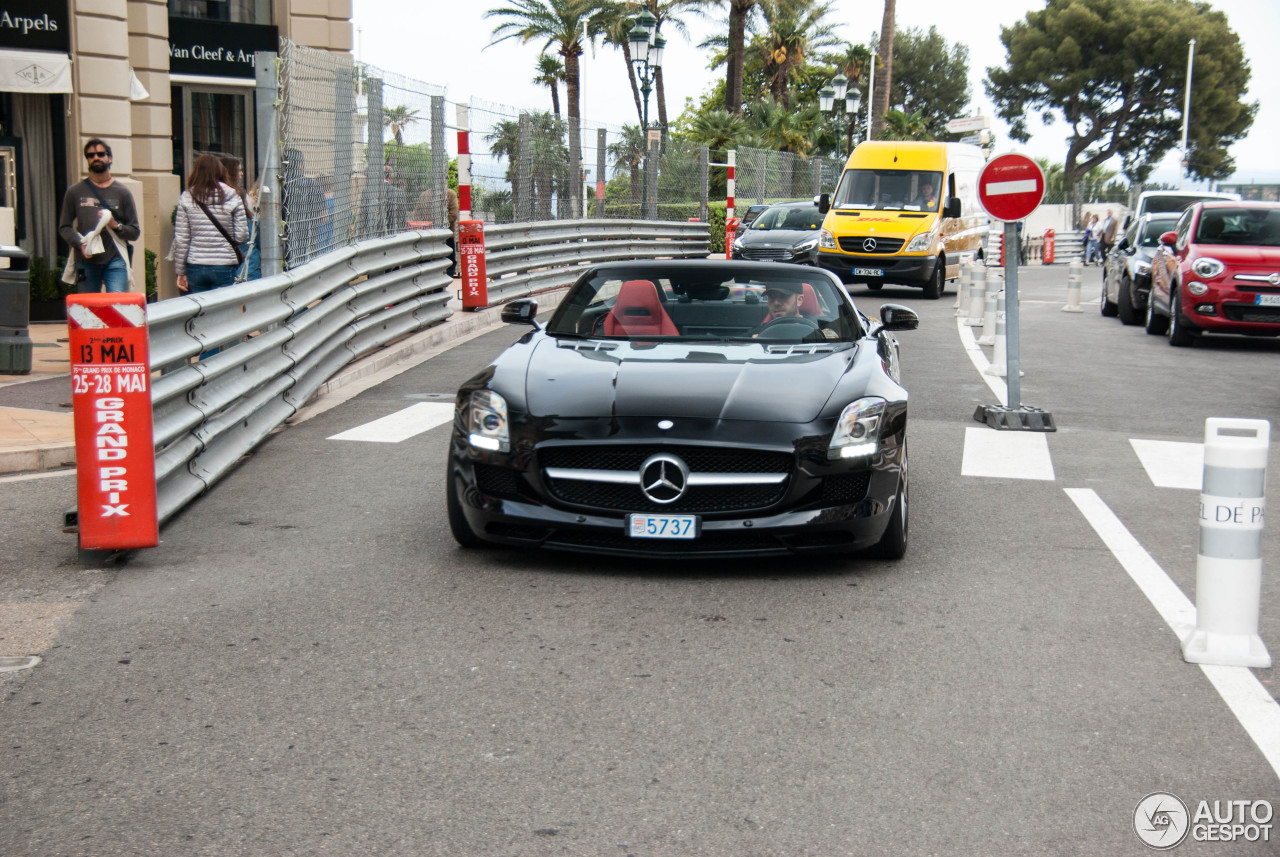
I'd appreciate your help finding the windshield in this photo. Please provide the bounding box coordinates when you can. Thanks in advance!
[1194,208,1280,246]
[750,206,825,231]
[831,169,943,212]
[1140,218,1179,247]
[548,267,865,344]
[1144,194,1231,214]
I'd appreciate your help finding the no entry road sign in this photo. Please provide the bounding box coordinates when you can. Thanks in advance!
[978,154,1045,222]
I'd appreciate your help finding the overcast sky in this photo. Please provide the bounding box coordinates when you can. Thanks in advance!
[352,0,1280,185]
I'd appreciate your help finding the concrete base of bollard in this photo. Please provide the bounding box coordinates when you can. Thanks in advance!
[1183,628,1272,668]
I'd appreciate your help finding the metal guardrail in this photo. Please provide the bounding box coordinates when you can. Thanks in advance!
[986,229,1085,264]
[144,219,709,527]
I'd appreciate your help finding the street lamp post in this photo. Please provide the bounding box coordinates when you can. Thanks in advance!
[628,10,664,133]
[819,74,862,163]
[1179,37,1196,190]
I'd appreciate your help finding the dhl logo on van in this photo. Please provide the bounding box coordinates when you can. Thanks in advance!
[848,217,896,223]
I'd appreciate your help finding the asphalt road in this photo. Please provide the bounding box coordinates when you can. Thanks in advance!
[2,264,1279,856]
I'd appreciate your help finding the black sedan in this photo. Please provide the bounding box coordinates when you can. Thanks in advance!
[446,260,917,559]
[1101,211,1180,325]
[732,201,825,265]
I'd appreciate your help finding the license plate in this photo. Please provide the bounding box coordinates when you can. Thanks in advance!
[853,267,884,278]
[1255,294,1280,306]
[629,514,698,539]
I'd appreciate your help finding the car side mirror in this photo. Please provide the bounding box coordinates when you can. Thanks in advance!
[501,298,539,326]
[816,193,830,214]
[945,197,961,218]
[1159,231,1178,247]
[879,303,919,331]
[1116,238,1130,252]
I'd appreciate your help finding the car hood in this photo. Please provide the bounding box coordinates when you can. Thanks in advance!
[739,228,820,248]
[1195,245,1280,266]
[520,338,853,422]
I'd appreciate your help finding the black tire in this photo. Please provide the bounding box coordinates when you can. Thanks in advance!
[868,473,908,559]
[1100,276,1119,317]
[1167,290,1197,347]
[1117,275,1139,326]
[922,258,943,300]
[1144,288,1168,335]
[446,466,483,548]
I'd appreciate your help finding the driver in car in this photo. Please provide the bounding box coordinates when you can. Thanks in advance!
[753,281,806,337]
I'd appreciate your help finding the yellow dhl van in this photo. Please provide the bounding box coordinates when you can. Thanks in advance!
[816,141,989,298]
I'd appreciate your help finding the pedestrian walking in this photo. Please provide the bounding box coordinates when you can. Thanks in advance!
[58,138,140,293]
[219,155,259,281]
[173,153,248,296]
[1083,214,1101,265]
[1101,208,1119,261]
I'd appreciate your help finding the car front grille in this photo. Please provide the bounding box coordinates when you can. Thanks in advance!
[546,478,788,514]
[837,236,905,254]
[1221,304,1280,324]
[822,472,872,504]
[740,248,795,262]
[539,445,791,474]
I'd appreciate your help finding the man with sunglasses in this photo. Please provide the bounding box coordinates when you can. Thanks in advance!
[58,139,140,293]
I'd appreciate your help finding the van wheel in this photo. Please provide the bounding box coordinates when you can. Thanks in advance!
[922,259,944,299]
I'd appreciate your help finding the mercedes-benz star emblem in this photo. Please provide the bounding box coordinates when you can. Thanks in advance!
[639,453,689,504]
[862,238,877,252]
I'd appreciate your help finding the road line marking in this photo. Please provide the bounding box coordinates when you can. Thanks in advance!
[327,402,454,443]
[956,318,1006,405]
[1065,487,1280,780]
[1130,439,1203,489]
[961,426,1055,480]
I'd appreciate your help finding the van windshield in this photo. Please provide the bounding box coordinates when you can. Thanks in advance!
[832,169,943,212]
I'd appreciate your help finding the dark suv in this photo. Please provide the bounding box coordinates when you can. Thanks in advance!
[1101,211,1180,324]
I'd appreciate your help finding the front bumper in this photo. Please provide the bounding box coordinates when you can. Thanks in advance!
[1182,281,1280,336]
[448,420,905,558]
[817,251,937,287]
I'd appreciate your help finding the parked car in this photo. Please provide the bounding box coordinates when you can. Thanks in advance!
[446,259,918,558]
[1101,211,1181,324]
[732,201,825,265]
[1125,189,1240,228]
[1145,201,1280,346]
[732,203,771,240]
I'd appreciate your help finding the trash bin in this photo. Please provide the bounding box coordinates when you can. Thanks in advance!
[0,245,32,375]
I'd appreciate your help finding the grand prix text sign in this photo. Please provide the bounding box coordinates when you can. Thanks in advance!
[458,220,489,310]
[68,294,158,550]
[978,154,1045,222]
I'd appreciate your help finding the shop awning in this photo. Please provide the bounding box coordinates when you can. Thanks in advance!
[0,49,72,94]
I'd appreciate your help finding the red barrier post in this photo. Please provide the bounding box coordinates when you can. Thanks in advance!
[459,220,489,311]
[1043,229,1056,265]
[725,217,741,260]
[67,293,158,550]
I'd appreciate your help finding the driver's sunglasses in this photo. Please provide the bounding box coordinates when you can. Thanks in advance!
[85,150,109,160]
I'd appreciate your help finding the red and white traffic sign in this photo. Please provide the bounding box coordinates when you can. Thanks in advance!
[978,154,1045,222]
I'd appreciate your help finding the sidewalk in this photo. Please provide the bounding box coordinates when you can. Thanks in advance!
[0,294,517,477]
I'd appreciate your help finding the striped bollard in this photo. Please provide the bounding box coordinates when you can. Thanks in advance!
[954,262,970,311]
[1062,258,1083,312]
[965,264,987,326]
[1182,418,1271,668]
[977,289,999,346]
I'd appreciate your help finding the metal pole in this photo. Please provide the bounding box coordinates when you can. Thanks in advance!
[1004,220,1021,409]
[1179,38,1196,190]
[254,52,282,276]
[866,51,876,143]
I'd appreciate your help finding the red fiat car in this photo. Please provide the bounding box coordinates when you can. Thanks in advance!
[1146,201,1280,346]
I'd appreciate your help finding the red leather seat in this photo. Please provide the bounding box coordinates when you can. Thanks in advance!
[604,280,679,336]
[799,283,821,316]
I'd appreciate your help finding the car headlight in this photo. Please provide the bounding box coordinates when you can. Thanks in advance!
[1136,261,1151,275]
[819,228,837,250]
[904,231,934,253]
[467,390,510,452]
[1187,280,1209,296]
[829,397,886,460]
[794,238,818,252]
[1192,257,1225,279]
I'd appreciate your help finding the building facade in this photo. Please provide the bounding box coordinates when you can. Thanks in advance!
[2,0,352,298]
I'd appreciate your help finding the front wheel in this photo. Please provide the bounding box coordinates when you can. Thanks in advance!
[1117,275,1139,325]
[446,465,483,547]
[1144,289,1168,335]
[1100,276,1119,317]
[922,258,944,300]
[1167,290,1197,347]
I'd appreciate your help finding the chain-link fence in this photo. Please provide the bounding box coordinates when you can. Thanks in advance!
[270,40,842,270]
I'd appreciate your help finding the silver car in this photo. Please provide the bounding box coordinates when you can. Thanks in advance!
[1101,211,1181,325]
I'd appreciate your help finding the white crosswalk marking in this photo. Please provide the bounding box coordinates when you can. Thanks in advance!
[327,402,455,443]
[1130,439,1204,489]
[960,426,1055,481]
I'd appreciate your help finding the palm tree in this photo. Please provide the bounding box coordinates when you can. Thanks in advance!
[383,105,419,146]
[601,6,647,125]
[725,0,763,116]
[608,123,648,206]
[745,95,819,154]
[871,0,895,139]
[687,108,747,155]
[533,53,565,116]
[486,0,613,218]
[638,0,717,133]
[879,108,931,141]
[756,0,839,110]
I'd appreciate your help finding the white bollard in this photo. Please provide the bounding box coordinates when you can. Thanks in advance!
[966,264,987,326]
[954,262,970,312]
[1062,258,1083,312]
[1183,418,1272,667]
[977,289,999,346]
[984,295,1007,378]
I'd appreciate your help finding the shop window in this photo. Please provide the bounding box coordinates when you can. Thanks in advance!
[168,0,272,25]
